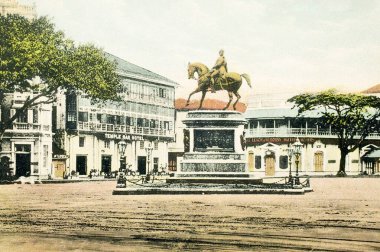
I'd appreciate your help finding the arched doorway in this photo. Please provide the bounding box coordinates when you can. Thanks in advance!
[265,152,275,176]
[314,151,323,172]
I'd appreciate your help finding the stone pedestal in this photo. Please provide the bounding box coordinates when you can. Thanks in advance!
[177,110,248,178]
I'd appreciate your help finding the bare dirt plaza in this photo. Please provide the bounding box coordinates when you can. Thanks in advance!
[0,178,379,251]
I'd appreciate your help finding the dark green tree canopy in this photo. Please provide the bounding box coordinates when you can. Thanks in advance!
[288,89,380,175]
[0,14,121,101]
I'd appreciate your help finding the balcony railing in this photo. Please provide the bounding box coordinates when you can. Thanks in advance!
[78,121,174,138]
[12,123,50,132]
[247,128,380,139]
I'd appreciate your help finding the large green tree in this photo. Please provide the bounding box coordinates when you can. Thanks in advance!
[0,14,121,141]
[288,89,380,176]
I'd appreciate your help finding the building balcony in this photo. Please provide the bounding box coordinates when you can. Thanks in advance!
[11,123,50,132]
[77,121,174,138]
[247,128,380,139]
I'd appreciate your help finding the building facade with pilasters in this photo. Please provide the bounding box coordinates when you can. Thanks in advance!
[0,92,52,179]
[245,93,380,177]
[53,53,177,178]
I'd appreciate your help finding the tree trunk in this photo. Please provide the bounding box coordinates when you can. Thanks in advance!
[337,148,348,177]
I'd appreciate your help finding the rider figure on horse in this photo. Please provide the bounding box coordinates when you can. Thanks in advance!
[210,49,228,93]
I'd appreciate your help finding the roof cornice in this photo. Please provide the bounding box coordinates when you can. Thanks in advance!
[116,71,179,87]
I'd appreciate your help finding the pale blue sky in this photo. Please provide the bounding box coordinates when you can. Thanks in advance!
[23,0,380,101]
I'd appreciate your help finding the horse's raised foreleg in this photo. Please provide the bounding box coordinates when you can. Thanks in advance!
[186,88,201,106]
[233,90,241,110]
[223,91,233,110]
[198,90,207,109]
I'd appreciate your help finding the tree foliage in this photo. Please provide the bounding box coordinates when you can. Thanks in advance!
[288,89,380,175]
[0,15,121,138]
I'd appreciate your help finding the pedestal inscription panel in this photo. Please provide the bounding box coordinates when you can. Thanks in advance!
[181,163,246,173]
[194,129,234,152]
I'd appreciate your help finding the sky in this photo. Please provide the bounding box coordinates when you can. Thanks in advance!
[21,0,380,102]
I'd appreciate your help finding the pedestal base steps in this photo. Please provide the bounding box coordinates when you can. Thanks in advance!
[112,186,312,195]
[166,177,262,184]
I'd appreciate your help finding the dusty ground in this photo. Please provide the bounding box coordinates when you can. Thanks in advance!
[0,178,379,251]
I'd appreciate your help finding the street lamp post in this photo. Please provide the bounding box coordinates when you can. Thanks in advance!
[287,147,294,185]
[293,138,303,185]
[118,140,127,172]
[116,140,127,188]
[145,142,153,182]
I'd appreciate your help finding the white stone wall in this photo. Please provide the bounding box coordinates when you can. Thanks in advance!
[245,141,362,178]
[1,92,53,178]
[168,110,187,153]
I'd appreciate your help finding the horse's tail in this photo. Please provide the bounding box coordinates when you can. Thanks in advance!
[241,73,251,88]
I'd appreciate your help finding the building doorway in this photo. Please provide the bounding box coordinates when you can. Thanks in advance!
[265,153,275,176]
[53,160,66,178]
[76,156,87,175]
[153,157,159,173]
[248,151,254,172]
[101,155,112,174]
[138,156,147,175]
[16,153,31,177]
[314,151,324,172]
[168,152,183,172]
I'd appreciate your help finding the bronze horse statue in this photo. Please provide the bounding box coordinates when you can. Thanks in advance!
[186,62,251,110]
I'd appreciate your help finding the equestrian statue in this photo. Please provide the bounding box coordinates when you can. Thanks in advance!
[186,49,251,110]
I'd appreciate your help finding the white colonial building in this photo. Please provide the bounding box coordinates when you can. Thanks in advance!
[52,53,178,178]
[245,92,380,177]
[0,92,53,178]
[168,110,187,172]
[0,0,36,19]
[361,84,380,174]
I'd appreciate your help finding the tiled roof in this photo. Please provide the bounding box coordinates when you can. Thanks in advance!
[105,52,178,87]
[362,84,380,94]
[175,98,247,113]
